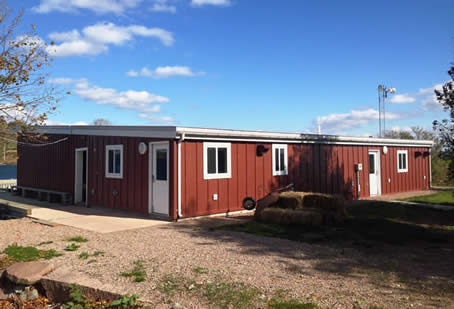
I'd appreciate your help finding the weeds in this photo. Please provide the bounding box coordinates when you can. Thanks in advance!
[37,241,53,246]
[3,245,62,262]
[203,281,259,309]
[120,260,146,283]
[87,259,97,264]
[66,236,88,243]
[62,284,143,309]
[193,266,209,274]
[65,243,80,252]
[79,251,105,260]
[157,274,184,295]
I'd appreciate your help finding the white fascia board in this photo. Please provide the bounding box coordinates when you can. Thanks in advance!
[176,127,434,148]
[37,126,177,139]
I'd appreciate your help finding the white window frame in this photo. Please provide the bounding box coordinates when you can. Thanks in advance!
[105,145,123,179]
[272,144,288,176]
[203,142,231,180]
[397,150,408,173]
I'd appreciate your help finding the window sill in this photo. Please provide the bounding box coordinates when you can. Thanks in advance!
[106,174,123,179]
[204,173,231,180]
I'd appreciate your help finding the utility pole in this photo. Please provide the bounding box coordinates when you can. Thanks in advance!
[377,85,396,137]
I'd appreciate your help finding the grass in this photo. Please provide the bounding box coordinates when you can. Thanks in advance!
[193,266,209,274]
[3,245,62,262]
[216,201,454,246]
[203,281,260,309]
[120,260,147,283]
[401,190,454,206]
[66,236,88,243]
[267,299,321,309]
[79,251,105,260]
[64,243,81,252]
[157,274,184,295]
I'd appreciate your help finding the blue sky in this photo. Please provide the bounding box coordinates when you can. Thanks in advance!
[11,0,454,136]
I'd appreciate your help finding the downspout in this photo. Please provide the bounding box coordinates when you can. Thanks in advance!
[177,132,185,218]
[429,148,432,189]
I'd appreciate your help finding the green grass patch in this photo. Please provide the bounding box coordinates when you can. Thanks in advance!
[203,281,259,309]
[121,260,146,283]
[3,245,62,262]
[267,299,321,309]
[79,251,104,260]
[37,241,53,246]
[65,243,80,252]
[157,274,184,295]
[66,236,88,243]
[401,190,454,206]
[193,266,209,274]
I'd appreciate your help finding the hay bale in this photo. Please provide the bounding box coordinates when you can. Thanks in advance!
[255,192,280,220]
[260,207,286,224]
[302,193,346,217]
[292,209,323,226]
[277,192,306,209]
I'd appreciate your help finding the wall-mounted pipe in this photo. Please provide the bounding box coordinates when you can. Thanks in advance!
[177,133,185,218]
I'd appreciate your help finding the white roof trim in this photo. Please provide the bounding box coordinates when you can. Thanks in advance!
[38,125,177,139]
[35,125,433,147]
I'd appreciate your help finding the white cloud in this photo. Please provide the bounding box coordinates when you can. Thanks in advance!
[48,77,74,85]
[32,0,142,15]
[151,0,176,13]
[422,95,443,111]
[127,66,203,78]
[316,108,401,133]
[45,120,88,125]
[73,79,168,114]
[138,114,176,124]
[191,0,231,6]
[53,78,171,121]
[389,94,416,104]
[48,22,174,57]
[391,126,412,132]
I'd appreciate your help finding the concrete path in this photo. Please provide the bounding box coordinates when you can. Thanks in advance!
[386,200,454,211]
[0,192,169,233]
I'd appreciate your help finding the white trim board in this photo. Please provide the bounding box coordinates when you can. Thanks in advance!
[35,125,434,148]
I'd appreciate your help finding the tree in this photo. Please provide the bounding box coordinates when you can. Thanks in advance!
[433,65,454,181]
[92,118,112,126]
[383,129,414,140]
[0,2,58,138]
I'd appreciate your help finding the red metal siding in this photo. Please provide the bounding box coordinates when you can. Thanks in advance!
[18,134,173,215]
[180,141,431,218]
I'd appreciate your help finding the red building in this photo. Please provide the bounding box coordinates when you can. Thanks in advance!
[17,126,433,220]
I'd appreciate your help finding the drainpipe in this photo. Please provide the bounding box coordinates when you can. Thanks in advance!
[429,149,432,189]
[177,133,185,218]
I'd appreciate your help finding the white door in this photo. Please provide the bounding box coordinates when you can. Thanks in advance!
[150,143,169,215]
[368,151,381,196]
[74,148,88,205]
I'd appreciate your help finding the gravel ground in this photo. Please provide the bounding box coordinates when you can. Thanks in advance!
[1,217,453,309]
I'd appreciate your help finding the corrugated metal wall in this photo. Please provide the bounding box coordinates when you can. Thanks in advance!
[18,135,430,218]
[180,141,431,218]
[17,134,176,216]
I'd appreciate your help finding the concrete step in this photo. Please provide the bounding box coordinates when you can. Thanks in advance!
[0,199,33,217]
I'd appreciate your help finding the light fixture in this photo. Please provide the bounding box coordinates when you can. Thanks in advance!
[138,142,147,155]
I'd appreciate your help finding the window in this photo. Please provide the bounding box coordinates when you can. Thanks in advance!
[397,150,408,173]
[203,142,231,180]
[272,144,288,176]
[106,145,123,178]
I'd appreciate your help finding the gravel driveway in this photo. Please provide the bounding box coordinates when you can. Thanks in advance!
[1,217,453,309]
